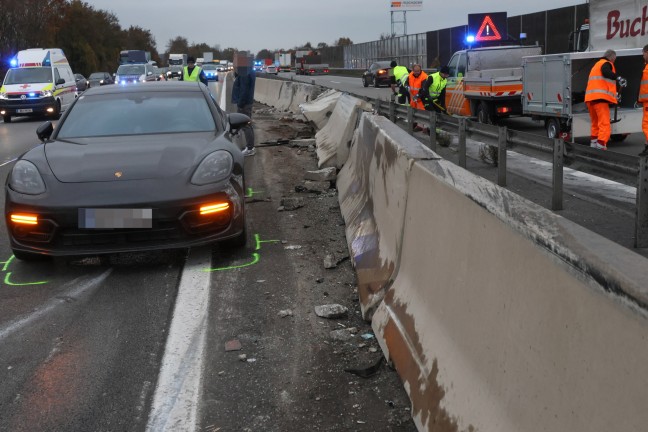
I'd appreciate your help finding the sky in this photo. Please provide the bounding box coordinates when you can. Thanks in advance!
[84,0,586,55]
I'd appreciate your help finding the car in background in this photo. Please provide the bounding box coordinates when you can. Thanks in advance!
[201,63,219,81]
[263,65,278,75]
[115,63,157,84]
[88,72,114,88]
[5,81,249,260]
[362,61,393,88]
[74,74,89,92]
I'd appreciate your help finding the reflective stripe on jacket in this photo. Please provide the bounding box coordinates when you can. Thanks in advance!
[183,66,202,82]
[408,71,428,110]
[639,63,648,103]
[585,59,617,104]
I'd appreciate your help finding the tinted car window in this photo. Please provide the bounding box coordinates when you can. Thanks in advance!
[89,73,104,79]
[57,91,217,138]
[202,64,218,71]
[117,65,146,75]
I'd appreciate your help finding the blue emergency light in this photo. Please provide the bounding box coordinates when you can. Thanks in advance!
[466,35,476,43]
[10,58,18,67]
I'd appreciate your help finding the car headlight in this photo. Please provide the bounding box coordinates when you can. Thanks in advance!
[41,90,53,97]
[191,151,233,185]
[10,160,46,195]
[139,75,146,82]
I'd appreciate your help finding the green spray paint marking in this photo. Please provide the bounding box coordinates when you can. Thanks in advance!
[203,233,280,272]
[1,255,49,286]
[245,188,264,198]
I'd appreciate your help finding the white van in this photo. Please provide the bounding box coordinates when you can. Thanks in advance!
[0,48,77,123]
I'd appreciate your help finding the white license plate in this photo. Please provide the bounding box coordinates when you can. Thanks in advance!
[16,109,33,114]
[79,208,152,229]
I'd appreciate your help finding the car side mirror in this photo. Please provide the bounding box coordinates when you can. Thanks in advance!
[228,113,251,135]
[36,121,54,142]
[56,78,65,85]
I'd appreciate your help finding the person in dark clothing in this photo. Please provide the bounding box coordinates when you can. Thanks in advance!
[180,56,208,86]
[232,66,256,156]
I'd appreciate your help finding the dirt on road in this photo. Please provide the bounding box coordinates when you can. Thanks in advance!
[200,103,418,431]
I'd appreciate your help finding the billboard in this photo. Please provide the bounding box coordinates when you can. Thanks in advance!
[390,1,423,12]
[468,12,507,42]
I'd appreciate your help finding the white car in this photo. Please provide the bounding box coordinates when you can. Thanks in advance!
[264,65,278,75]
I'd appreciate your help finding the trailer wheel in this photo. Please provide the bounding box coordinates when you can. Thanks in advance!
[610,134,628,142]
[476,101,493,124]
[546,118,561,139]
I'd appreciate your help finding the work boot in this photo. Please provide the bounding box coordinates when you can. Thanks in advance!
[594,141,607,150]
[590,139,598,148]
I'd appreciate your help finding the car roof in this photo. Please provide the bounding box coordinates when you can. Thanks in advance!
[82,81,205,96]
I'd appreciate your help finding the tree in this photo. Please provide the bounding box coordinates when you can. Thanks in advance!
[256,49,274,60]
[122,25,159,63]
[166,37,189,55]
[334,37,353,46]
[303,41,312,49]
[317,42,328,49]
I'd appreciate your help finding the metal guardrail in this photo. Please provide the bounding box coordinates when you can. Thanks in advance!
[372,100,648,248]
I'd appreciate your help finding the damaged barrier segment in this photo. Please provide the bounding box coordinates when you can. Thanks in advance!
[316,94,372,169]
[254,78,323,113]
[369,156,648,431]
[299,89,342,130]
[336,114,438,320]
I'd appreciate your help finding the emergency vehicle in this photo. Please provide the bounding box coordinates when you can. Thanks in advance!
[0,48,77,123]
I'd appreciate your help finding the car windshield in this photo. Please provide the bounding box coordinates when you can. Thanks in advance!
[3,67,52,85]
[57,91,216,138]
[117,65,145,75]
[376,62,391,69]
[202,65,217,70]
[89,73,106,79]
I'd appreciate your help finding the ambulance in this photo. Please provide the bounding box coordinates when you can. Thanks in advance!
[0,48,77,123]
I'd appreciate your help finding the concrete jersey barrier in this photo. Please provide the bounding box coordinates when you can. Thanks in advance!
[299,89,342,130]
[370,156,648,431]
[336,114,438,319]
[315,94,372,169]
[254,77,323,113]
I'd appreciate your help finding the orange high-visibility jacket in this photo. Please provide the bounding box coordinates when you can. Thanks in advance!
[639,63,648,103]
[408,71,428,110]
[585,59,617,104]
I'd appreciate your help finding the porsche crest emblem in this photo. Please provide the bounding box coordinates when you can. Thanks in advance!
[114,171,123,178]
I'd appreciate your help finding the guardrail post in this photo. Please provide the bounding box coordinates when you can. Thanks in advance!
[428,111,437,151]
[407,106,414,135]
[498,125,507,187]
[374,99,381,115]
[458,118,466,168]
[389,101,396,123]
[635,155,648,248]
[552,138,564,211]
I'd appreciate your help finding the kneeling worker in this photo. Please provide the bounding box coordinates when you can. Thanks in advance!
[420,66,450,114]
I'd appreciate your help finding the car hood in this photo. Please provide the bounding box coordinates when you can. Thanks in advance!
[45,132,222,183]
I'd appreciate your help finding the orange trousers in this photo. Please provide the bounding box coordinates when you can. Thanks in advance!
[643,102,648,143]
[587,100,611,145]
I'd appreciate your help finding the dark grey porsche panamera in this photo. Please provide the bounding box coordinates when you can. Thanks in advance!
[5,82,249,260]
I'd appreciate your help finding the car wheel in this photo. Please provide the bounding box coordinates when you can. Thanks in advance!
[12,249,49,261]
[374,76,379,88]
[3,115,11,123]
[53,100,62,119]
[362,77,368,87]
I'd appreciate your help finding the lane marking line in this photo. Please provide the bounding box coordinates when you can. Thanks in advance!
[147,247,212,432]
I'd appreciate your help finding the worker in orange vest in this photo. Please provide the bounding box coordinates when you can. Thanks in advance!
[584,49,626,150]
[639,44,648,156]
[407,64,428,131]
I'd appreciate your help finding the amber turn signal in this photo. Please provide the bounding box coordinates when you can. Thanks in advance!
[10,213,38,225]
[199,203,230,215]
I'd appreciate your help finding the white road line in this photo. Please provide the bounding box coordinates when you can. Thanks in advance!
[330,81,341,84]
[0,269,112,341]
[146,247,212,432]
[0,158,17,167]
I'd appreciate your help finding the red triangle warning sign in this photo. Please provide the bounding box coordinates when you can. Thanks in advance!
[476,15,502,41]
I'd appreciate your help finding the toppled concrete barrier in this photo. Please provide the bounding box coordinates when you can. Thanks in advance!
[254,78,323,113]
[337,113,437,320]
[299,89,342,130]
[316,94,372,169]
